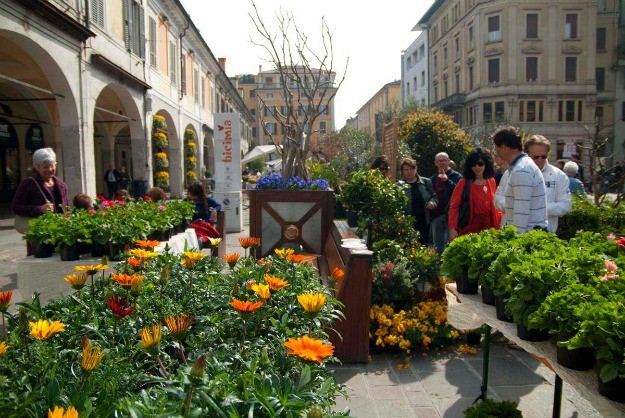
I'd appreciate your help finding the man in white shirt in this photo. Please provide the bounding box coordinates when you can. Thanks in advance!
[523,135,571,233]
[493,126,548,233]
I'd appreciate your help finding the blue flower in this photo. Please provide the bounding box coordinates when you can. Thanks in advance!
[254,173,330,191]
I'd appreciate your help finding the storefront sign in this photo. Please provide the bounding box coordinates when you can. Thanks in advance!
[25,124,45,150]
[213,113,242,193]
[0,118,18,148]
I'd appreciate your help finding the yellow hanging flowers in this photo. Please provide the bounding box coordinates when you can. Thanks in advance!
[297,293,326,314]
[29,319,66,340]
[81,339,104,371]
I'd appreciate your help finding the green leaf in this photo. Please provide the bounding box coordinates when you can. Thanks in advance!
[600,363,618,382]
[297,366,311,389]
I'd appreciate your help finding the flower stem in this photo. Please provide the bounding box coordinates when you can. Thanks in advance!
[241,319,247,350]
[183,386,193,418]
[156,354,170,379]
[178,340,187,364]
[1,312,6,341]
[90,274,95,298]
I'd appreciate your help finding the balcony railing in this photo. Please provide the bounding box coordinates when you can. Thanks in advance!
[432,93,466,110]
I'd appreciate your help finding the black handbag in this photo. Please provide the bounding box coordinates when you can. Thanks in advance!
[458,180,470,228]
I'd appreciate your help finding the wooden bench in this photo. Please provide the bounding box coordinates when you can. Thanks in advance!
[317,220,373,363]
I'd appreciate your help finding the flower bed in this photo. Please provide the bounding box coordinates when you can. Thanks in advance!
[0,245,344,416]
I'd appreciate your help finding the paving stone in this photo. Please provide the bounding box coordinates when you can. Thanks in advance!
[418,368,482,398]
[410,407,440,418]
[375,399,416,417]
[331,370,369,397]
[369,386,408,400]
[364,370,400,386]
[335,396,378,418]
[494,383,596,418]
[395,373,425,391]
[466,356,546,387]
[430,396,476,418]
[405,390,434,407]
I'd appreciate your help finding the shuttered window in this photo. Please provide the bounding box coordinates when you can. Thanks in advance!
[148,17,157,67]
[91,0,104,27]
[123,0,145,58]
[169,40,176,84]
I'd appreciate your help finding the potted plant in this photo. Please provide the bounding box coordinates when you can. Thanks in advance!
[152,114,167,131]
[186,171,198,184]
[23,212,57,258]
[155,152,169,168]
[441,232,479,294]
[464,399,523,418]
[155,171,169,189]
[529,282,598,370]
[186,156,197,170]
[152,132,168,150]
[53,212,93,261]
[184,141,197,157]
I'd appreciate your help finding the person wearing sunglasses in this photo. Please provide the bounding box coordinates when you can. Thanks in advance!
[493,126,547,233]
[448,148,501,241]
[523,135,571,233]
[370,155,391,178]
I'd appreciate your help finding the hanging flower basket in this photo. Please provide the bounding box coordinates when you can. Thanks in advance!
[155,152,169,168]
[155,170,170,188]
[186,157,197,170]
[185,142,197,157]
[184,129,197,142]
[186,171,198,183]
[152,114,167,131]
[152,132,168,150]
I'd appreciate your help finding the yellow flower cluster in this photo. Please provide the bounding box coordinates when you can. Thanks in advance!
[153,132,167,140]
[153,114,165,121]
[155,153,168,160]
[187,156,197,163]
[156,171,169,179]
[370,301,459,354]
[187,171,197,179]
[187,141,196,148]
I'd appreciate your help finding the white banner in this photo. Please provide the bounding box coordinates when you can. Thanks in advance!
[213,113,242,193]
[563,142,576,158]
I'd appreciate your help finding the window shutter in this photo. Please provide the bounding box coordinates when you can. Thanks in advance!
[138,4,145,59]
[97,0,104,27]
[123,0,131,51]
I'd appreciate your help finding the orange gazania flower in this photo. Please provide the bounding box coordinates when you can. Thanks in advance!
[111,273,143,288]
[224,253,240,268]
[48,406,79,418]
[127,257,142,268]
[284,336,335,364]
[251,283,271,300]
[29,319,66,340]
[182,251,206,267]
[129,248,158,260]
[0,290,13,312]
[238,237,254,249]
[64,274,88,291]
[135,239,160,249]
[265,275,288,292]
[248,237,261,248]
[331,267,345,282]
[286,254,305,264]
[164,314,194,340]
[75,264,108,276]
[230,298,263,314]
[0,341,8,357]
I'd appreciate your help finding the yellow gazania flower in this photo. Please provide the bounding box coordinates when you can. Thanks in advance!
[0,341,8,357]
[297,293,326,314]
[284,336,334,364]
[29,319,66,340]
[274,248,294,259]
[48,406,79,418]
[81,339,104,371]
[264,275,288,292]
[75,264,108,276]
[140,323,162,352]
[164,314,194,340]
[130,248,158,260]
[182,251,206,267]
[251,283,271,300]
[64,273,88,290]
[208,237,222,247]
[130,275,144,295]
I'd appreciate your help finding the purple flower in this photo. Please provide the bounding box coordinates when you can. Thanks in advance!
[255,173,330,191]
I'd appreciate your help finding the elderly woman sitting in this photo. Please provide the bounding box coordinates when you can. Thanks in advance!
[563,161,586,195]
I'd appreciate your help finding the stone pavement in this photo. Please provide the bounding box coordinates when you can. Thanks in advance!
[0,203,604,417]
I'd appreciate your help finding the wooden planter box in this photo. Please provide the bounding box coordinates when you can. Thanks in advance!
[249,189,335,258]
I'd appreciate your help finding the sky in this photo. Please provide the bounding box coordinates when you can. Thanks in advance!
[178,0,434,129]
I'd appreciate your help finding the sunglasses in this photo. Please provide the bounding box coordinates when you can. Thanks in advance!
[379,166,390,171]
[532,155,548,160]
[473,161,485,167]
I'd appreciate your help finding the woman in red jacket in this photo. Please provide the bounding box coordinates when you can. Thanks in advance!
[448,148,502,241]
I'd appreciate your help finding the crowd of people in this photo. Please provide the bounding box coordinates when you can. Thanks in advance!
[373,126,588,254]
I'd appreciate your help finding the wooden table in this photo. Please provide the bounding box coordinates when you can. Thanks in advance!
[445,283,625,418]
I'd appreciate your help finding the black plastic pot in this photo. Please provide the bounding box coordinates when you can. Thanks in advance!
[107,242,126,261]
[464,331,482,345]
[346,211,358,228]
[495,294,513,323]
[174,223,185,234]
[481,286,496,306]
[149,230,170,242]
[456,273,478,295]
[91,242,106,257]
[60,243,81,261]
[79,242,91,255]
[516,323,550,342]
[32,239,54,258]
[597,358,625,403]
[556,331,594,371]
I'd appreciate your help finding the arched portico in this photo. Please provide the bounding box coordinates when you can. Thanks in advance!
[152,110,180,196]
[183,123,199,186]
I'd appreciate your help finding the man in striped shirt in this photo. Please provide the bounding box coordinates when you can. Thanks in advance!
[493,126,548,233]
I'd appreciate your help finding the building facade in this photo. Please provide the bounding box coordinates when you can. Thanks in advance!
[236,67,336,149]
[418,0,622,166]
[0,0,253,203]
[346,81,401,139]
[402,30,429,106]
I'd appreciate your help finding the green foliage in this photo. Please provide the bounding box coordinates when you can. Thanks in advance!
[464,399,523,418]
[467,227,518,290]
[398,107,471,177]
[558,195,625,239]
[309,162,340,191]
[441,233,479,280]
[248,155,265,174]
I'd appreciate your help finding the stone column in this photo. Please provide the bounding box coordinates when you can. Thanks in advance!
[547,5,558,82]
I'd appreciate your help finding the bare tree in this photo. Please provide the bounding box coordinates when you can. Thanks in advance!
[249,2,348,179]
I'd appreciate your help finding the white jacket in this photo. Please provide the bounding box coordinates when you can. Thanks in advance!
[541,163,571,233]
[494,170,509,227]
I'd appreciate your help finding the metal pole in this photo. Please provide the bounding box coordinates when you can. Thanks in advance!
[480,325,492,400]
[552,374,563,418]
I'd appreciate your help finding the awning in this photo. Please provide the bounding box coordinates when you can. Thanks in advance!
[241,145,280,165]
